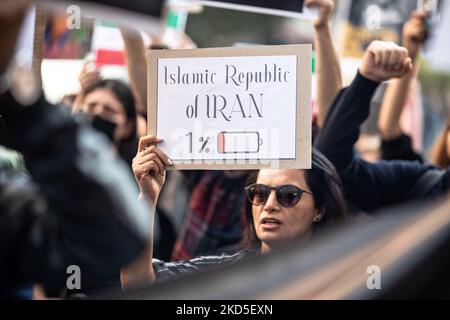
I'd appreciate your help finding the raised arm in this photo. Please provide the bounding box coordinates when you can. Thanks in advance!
[314,41,433,212]
[377,11,428,141]
[121,29,148,116]
[121,135,173,288]
[306,0,343,128]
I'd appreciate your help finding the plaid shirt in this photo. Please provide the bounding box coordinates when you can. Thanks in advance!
[171,171,248,261]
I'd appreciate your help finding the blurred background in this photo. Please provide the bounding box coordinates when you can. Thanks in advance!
[17,0,449,162]
[4,0,450,300]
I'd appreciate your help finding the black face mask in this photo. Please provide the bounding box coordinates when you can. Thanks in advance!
[91,116,117,143]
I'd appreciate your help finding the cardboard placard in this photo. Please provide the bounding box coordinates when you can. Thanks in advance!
[147,45,311,170]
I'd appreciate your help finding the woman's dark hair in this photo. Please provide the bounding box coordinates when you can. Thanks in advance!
[431,117,450,169]
[242,148,347,249]
[84,79,138,165]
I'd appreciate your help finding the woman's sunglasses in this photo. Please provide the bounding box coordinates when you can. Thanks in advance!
[244,184,313,208]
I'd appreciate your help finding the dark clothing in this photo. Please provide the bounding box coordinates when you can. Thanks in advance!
[0,92,149,298]
[381,133,423,163]
[154,249,256,282]
[315,72,450,212]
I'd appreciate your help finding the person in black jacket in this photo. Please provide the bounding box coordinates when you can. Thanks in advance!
[315,40,450,213]
[0,1,150,298]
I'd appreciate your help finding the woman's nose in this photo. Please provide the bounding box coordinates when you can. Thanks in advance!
[91,105,105,116]
[263,190,280,212]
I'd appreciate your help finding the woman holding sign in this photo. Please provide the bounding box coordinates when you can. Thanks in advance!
[121,139,347,286]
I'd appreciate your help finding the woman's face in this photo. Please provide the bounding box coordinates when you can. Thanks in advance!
[83,88,130,143]
[252,169,321,253]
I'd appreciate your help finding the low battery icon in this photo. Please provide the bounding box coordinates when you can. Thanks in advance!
[217,131,262,154]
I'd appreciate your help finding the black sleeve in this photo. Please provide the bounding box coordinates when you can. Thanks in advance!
[315,72,379,171]
[314,72,432,212]
[0,93,150,296]
[381,133,423,163]
[152,249,252,282]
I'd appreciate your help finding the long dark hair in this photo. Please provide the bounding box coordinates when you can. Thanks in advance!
[242,148,347,249]
[431,118,450,169]
[84,79,138,165]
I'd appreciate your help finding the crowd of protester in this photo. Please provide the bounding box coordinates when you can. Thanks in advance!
[1,0,449,299]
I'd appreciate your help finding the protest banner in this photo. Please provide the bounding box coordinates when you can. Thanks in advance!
[186,0,318,19]
[147,45,312,170]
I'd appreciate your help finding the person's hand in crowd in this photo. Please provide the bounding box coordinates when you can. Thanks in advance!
[402,10,429,60]
[71,61,101,111]
[78,61,101,93]
[376,13,427,143]
[0,0,31,78]
[306,0,341,128]
[132,135,173,205]
[305,0,334,29]
[360,41,413,83]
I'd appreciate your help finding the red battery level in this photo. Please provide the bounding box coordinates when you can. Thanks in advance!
[217,131,262,154]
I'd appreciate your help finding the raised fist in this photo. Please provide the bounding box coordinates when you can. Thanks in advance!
[305,0,334,29]
[360,41,413,83]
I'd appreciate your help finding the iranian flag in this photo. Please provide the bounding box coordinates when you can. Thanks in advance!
[91,22,125,66]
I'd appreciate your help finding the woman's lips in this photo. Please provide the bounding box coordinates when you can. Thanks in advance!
[260,217,282,231]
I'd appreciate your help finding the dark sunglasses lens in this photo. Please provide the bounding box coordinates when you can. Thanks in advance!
[277,185,301,207]
[249,185,270,205]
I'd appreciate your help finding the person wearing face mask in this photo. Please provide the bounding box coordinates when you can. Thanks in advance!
[81,79,139,166]
[0,0,150,298]
[71,60,140,166]
[76,77,180,263]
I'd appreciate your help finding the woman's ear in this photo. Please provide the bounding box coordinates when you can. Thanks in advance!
[313,209,324,223]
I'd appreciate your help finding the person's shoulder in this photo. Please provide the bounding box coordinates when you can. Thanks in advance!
[153,248,254,269]
[190,248,256,265]
[408,166,448,200]
[436,167,450,189]
[222,248,257,260]
[377,159,436,173]
[152,248,257,282]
